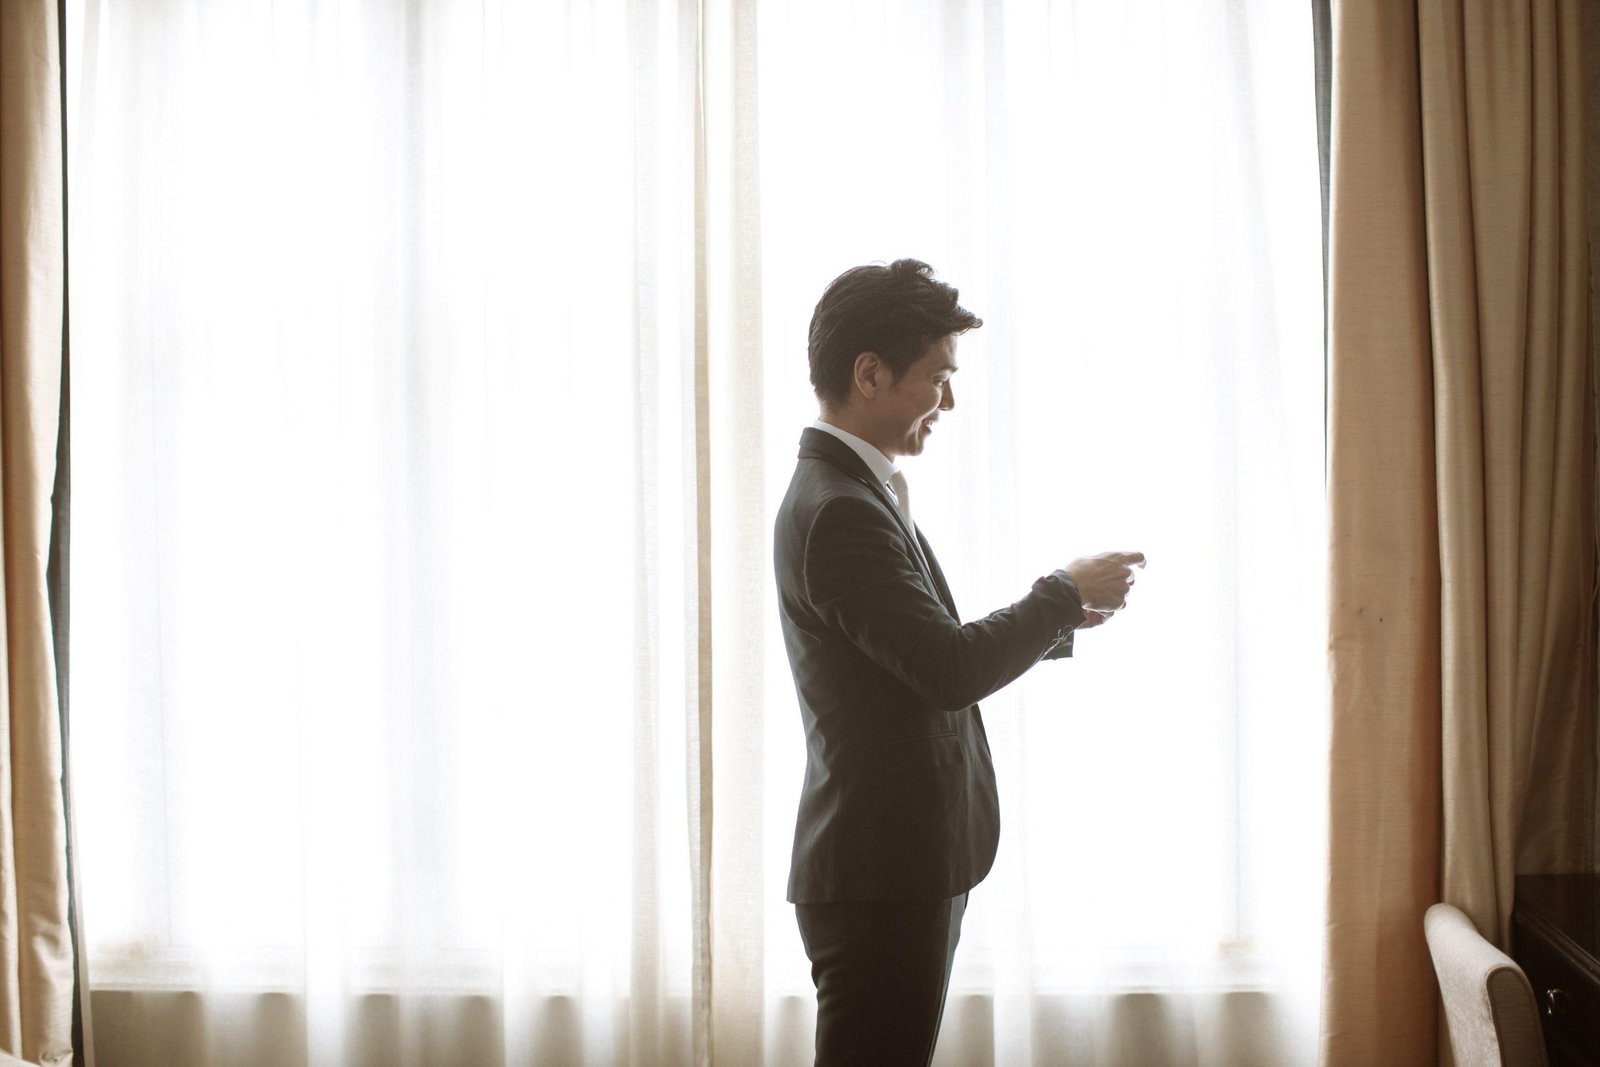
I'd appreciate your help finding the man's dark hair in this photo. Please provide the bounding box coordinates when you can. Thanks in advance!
[807,258,982,406]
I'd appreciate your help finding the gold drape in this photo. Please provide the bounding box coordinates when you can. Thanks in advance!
[1323,1,1593,1063]
[0,1,76,1064]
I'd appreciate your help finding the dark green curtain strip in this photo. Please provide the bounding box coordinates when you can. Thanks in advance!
[1312,0,1331,474]
[52,371,77,1067]
[49,2,82,1063]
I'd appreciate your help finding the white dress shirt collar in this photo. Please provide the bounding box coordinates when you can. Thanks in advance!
[811,419,898,487]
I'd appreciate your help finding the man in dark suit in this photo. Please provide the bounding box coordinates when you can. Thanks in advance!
[774,259,1144,1065]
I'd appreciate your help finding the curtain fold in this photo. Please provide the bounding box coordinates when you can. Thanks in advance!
[701,0,766,1060]
[1588,0,1600,881]
[1322,0,1594,1063]
[0,1,77,1063]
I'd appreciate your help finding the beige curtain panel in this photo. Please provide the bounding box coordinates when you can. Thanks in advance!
[1323,0,1594,1064]
[0,2,76,1065]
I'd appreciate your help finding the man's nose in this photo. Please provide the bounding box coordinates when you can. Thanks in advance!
[941,382,955,410]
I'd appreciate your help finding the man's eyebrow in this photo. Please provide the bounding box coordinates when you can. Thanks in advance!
[933,362,959,374]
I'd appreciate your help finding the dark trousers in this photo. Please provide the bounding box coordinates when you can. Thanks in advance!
[794,893,968,1067]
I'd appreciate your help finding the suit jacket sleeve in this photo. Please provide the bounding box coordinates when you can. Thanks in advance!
[803,494,1085,712]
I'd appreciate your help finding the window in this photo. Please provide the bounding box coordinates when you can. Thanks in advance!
[69,1,1324,1062]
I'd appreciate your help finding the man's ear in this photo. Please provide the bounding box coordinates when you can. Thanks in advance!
[853,352,885,400]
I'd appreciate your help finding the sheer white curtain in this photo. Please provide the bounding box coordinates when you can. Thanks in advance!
[69,2,703,1064]
[749,3,1326,1064]
[67,0,1324,1065]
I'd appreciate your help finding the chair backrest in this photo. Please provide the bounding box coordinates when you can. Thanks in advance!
[1424,902,1548,1067]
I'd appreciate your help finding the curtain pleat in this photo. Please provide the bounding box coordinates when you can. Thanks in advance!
[1587,0,1600,882]
[0,1,77,1063]
[701,0,766,1063]
[689,0,717,1059]
[1511,0,1597,886]
[1322,8,1442,1062]
[1322,1,1593,1063]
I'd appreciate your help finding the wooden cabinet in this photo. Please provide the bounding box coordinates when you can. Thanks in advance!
[1512,875,1600,1066]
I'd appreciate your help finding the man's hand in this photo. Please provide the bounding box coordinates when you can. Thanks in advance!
[1063,551,1146,616]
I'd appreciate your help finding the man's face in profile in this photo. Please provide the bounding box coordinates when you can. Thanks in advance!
[875,334,959,459]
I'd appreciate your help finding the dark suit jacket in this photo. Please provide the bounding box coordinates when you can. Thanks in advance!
[775,427,1086,903]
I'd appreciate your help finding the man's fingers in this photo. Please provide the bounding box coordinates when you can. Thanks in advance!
[1064,551,1146,613]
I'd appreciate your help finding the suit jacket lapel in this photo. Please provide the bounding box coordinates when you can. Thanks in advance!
[797,428,959,617]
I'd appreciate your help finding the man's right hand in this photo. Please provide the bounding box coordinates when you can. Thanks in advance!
[1063,551,1146,614]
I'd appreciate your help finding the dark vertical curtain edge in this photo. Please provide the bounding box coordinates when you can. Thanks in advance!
[1312,0,1332,481]
[1587,0,1600,878]
[48,1,85,1063]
